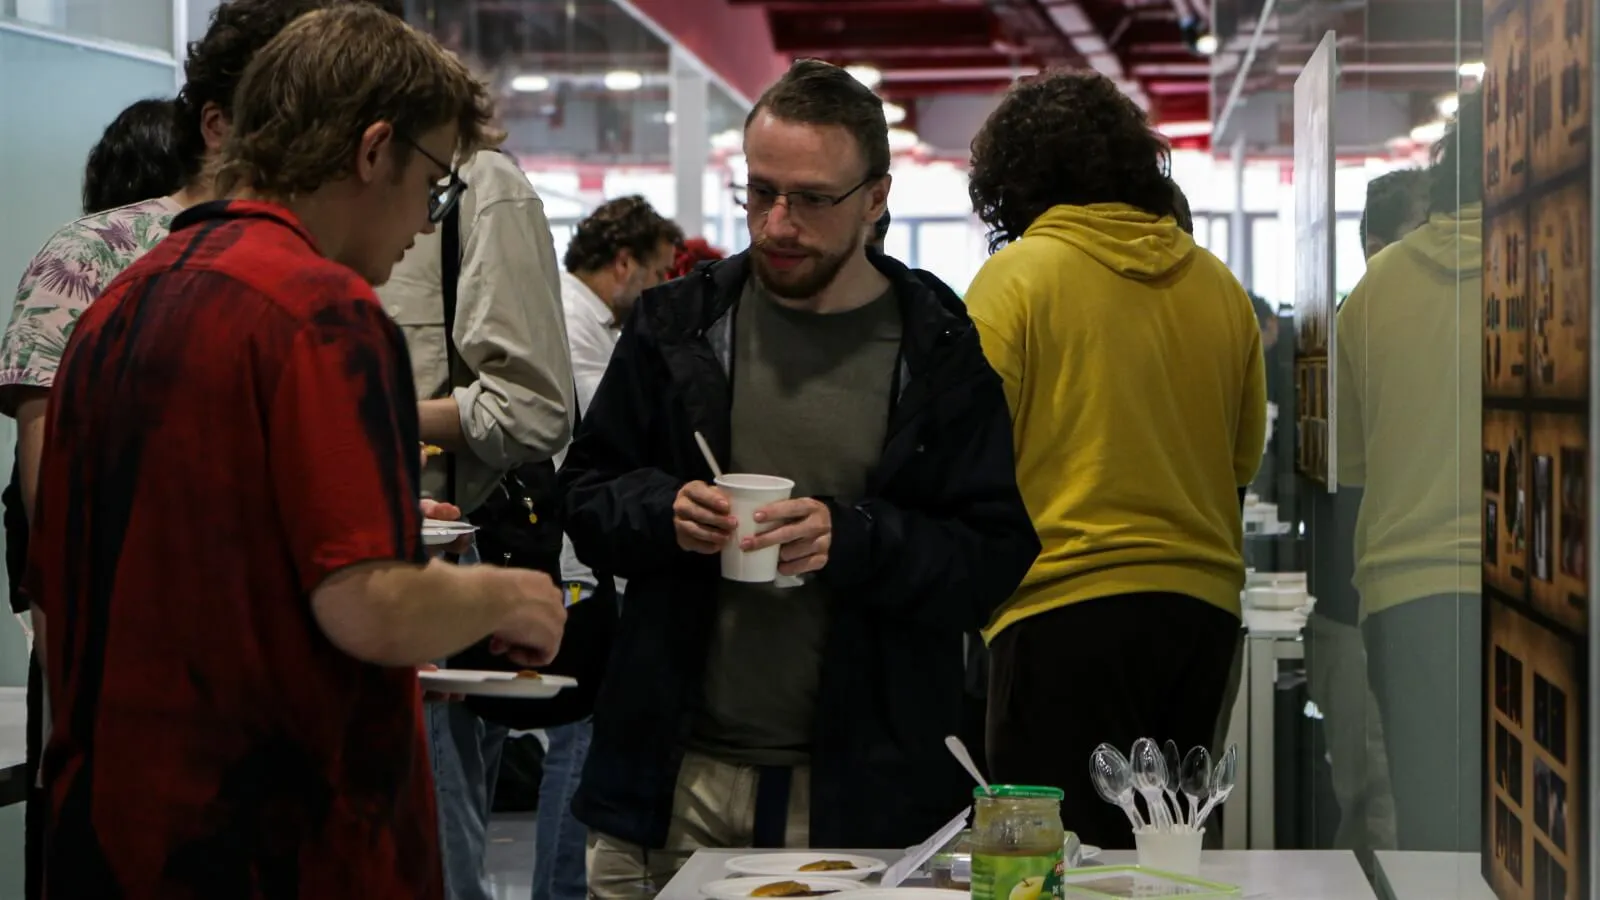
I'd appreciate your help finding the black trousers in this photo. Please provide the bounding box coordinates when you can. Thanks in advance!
[986,592,1242,849]
[24,647,42,900]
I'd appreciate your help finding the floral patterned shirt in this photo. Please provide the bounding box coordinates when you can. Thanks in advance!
[0,197,181,415]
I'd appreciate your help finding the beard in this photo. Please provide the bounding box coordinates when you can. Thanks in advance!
[751,238,852,300]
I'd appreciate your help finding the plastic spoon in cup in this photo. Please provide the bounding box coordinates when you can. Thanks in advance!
[1194,743,1238,828]
[1130,738,1172,831]
[1090,744,1146,830]
[693,431,723,480]
[1162,739,1184,825]
[1179,746,1212,828]
[944,735,993,796]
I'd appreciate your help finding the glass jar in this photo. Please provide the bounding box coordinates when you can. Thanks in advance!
[969,786,1066,900]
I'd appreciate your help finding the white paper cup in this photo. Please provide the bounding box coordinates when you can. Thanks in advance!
[1134,826,1204,877]
[715,474,795,583]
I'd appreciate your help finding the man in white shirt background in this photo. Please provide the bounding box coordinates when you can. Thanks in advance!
[537,195,682,900]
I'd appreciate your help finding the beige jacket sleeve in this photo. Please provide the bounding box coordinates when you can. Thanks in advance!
[450,153,574,474]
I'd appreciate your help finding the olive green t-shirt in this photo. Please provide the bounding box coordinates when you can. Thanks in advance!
[690,277,902,766]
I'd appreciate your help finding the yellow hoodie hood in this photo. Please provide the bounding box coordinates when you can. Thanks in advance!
[1021,203,1195,281]
[1392,203,1483,277]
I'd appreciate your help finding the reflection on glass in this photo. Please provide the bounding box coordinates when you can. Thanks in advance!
[1333,91,1483,853]
[1334,217,1366,295]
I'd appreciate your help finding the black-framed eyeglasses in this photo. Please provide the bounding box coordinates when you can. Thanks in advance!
[731,176,876,218]
[404,137,467,224]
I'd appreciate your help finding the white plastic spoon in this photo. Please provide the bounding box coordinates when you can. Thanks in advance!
[944,734,993,796]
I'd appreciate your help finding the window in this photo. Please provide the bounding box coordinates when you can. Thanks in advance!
[917,221,983,296]
[5,0,174,53]
[1334,215,1366,296]
[883,221,913,263]
[1251,217,1286,305]
[548,222,575,268]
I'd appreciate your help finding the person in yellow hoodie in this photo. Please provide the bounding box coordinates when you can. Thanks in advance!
[964,70,1265,847]
[1335,95,1482,852]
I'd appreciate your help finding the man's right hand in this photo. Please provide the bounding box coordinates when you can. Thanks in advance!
[489,568,567,668]
[673,480,736,554]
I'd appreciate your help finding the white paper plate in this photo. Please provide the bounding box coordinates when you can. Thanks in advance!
[418,669,575,699]
[422,518,478,546]
[727,854,887,881]
[838,883,960,890]
[702,876,864,900]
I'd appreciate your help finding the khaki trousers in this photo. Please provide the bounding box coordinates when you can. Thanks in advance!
[587,751,811,900]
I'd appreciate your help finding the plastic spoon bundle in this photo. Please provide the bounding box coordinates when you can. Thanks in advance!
[1087,739,1238,834]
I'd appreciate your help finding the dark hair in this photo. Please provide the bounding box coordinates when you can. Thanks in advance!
[1168,179,1194,235]
[1428,88,1483,215]
[564,196,684,274]
[1359,169,1428,248]
[176,0,406,184]
[970,70,1175,252]
[82,98,187,214]
[746,59,891,180]
[216,5,496,198]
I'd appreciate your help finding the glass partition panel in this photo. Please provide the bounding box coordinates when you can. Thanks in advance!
[0,29,178,900]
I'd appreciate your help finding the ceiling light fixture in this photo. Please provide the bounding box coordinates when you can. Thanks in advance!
[845,64,882,89]
[510,74,551,93]
[604,69,644,92]
[1179,17,1217,56]
[882,102,906,126]
[1458,60,1486,79]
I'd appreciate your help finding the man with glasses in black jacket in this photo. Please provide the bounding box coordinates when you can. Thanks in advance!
[559,60,1039,900]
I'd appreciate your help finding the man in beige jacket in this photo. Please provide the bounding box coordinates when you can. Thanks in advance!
[377,146,575,900]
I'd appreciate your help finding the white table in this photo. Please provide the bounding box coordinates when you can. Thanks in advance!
[1220,605,1309,849]
[1373,852,1496,900]
[659,848,1376,900]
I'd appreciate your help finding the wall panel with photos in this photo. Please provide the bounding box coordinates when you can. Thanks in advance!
[1481,0,1592,893]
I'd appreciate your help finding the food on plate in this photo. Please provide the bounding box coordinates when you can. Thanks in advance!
[515,670,543,679]
[422,444,445,457]
[796,861,858,873]
[749,881,837,898]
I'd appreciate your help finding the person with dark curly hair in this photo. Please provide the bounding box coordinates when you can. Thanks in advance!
[81,98,187,215]
[1,4,403,898]
[562,195,685,326]
[965,69,1266,848]
[1359,169,1429,260]
[564,59,1036,897]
